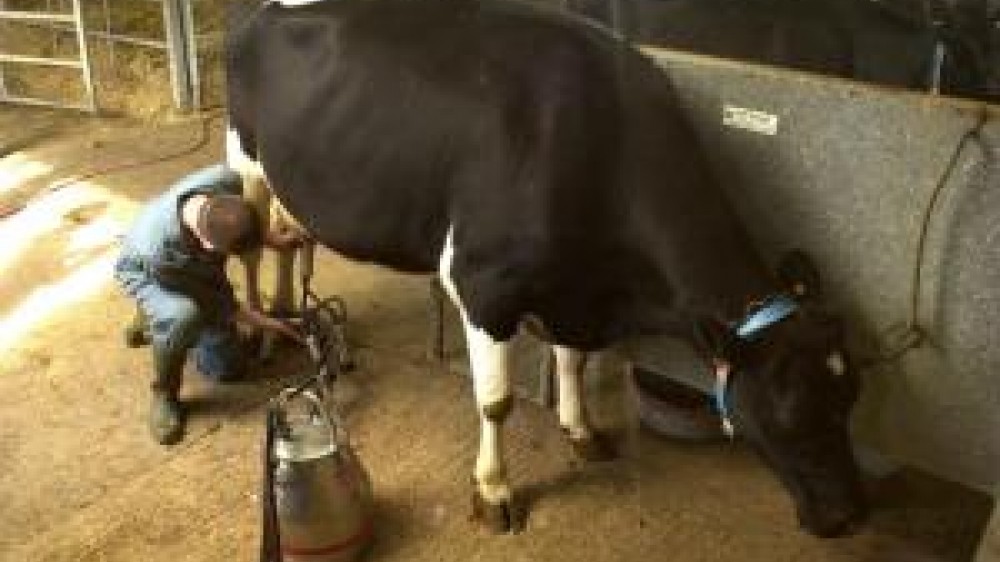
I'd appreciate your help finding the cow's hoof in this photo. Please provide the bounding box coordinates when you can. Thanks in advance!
[471,490,522,534]
[566,430,618,462]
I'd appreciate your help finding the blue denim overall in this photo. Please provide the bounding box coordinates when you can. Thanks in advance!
[114,165,246,393]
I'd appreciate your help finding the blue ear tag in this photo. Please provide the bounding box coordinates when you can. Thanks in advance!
[735,295,799,340]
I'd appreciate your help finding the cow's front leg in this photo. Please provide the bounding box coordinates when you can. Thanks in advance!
[465,323,517,533]
[554,346,616,461]
[438,232,517,533]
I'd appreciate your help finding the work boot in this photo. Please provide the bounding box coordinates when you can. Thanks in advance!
[149,390,184,445]
[124,307,150,348]
[150,343,186,445]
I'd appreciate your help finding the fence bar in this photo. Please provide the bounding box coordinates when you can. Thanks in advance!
[0,53,83,68]
[182,0,200,109]
[70,0,96,112]
[85,30,166,50]
[0,93,89,112]
[0,0,7,100]
[13,19,170,50]
[162,0,193,110]
[0,10,75,23]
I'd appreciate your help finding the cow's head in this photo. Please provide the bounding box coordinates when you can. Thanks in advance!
[698,251,867,538]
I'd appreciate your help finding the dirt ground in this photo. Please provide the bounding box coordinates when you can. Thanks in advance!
[0,105,994,562]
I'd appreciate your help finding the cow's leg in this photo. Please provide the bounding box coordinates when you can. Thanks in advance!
[270,207,297,318]
[464,319,516,532]
[554,346,616,461]
[239,190,269,314]
[438,234,517,533]
[225,126,268,313]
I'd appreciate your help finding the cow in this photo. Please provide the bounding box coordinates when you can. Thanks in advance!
[224,0,868,537]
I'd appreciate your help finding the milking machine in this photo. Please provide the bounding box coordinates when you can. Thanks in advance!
[260,245,374,562]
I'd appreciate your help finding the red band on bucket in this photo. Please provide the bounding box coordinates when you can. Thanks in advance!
[281,517,375,557]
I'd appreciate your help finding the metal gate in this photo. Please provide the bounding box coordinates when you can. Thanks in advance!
[0,0,199,113]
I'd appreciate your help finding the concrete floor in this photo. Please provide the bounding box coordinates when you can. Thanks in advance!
[0,106,992,562]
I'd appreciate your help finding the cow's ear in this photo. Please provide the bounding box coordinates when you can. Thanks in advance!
[693,317,736,363]
[777,249,822,300]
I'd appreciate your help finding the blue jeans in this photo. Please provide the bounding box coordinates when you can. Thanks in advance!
[117,265,244,392]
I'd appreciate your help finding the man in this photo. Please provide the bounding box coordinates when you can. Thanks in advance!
[115,164,302,445]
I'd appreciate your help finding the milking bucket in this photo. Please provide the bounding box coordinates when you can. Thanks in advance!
[262,388,374,562]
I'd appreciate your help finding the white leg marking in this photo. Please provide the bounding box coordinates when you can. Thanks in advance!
[438,229,512,504]
[554,345,593,440]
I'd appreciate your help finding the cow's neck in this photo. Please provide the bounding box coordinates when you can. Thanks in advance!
[622,219,778,341]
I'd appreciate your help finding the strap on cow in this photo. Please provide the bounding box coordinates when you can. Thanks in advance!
[734,294,799,340]
[712,361,735,438]
[713,294,801,437]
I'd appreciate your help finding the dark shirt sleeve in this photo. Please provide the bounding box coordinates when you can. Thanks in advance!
[151,257,239,322]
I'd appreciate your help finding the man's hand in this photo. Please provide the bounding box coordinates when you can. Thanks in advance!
[265,227,308,250]
[237,304,304,344]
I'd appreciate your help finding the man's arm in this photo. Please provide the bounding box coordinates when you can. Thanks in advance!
[235,302,304,343]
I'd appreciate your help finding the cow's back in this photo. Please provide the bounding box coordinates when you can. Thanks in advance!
[225,0,772,348]
[228,1,608,267]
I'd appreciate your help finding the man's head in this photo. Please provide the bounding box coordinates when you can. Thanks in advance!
[195,194,263,254]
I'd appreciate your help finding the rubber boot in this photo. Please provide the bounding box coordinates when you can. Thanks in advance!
[149,344,186,446]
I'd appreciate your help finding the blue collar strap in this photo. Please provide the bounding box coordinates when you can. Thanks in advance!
[713,294,798,438]
[712,363,735,438]
[735,294,799,340]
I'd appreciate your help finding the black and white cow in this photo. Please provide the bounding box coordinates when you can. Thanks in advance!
[225,0,867,537]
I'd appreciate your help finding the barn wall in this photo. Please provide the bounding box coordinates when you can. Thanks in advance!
[634,47,1000,493]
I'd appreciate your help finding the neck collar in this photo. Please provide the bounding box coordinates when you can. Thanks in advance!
[734,294,799,340]
[713,294,800,437]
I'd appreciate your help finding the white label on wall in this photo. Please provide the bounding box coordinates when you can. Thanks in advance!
[722,105,779,136]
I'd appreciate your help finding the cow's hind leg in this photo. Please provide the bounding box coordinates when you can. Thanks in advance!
[438,236,518,533]
[554,346,616,461]
[226,126,268,313]
[270,207,297,318]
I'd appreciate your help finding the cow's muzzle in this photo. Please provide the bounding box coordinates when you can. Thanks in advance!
[798,496,869,538]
